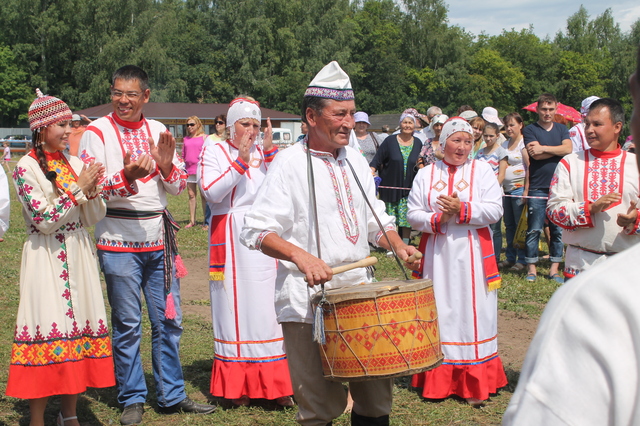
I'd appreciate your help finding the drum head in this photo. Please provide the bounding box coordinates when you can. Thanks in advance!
[312,279,433,305]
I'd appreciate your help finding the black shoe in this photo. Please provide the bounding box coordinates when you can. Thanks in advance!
[120,403,144,425]
[159,397,216,415]
[351,411,390,426]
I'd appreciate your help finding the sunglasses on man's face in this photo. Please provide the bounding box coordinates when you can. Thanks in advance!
[186,123,195,127]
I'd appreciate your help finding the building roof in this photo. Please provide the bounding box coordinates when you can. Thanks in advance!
[369,113,402,131]
[75,102,301,122]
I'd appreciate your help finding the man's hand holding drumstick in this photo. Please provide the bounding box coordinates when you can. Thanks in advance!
[258,232,421,287]
[376,230,421,271]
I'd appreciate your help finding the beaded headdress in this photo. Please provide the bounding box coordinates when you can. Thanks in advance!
[28,89,72,131]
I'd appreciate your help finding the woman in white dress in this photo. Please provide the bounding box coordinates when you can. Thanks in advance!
[198,97,293,407]
[407,117,507,406]
[6,90,114,426]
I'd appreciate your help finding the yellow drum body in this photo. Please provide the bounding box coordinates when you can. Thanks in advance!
[312,279,443,382]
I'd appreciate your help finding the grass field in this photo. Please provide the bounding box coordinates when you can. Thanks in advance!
[0,159,563,425]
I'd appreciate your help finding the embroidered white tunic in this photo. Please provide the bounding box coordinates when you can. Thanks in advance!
[546,148,640,277]
[78,113,187,252]
[240,141,395,324]
[198,139,292,399]
[569,123,589,153]
[407,159,507,399]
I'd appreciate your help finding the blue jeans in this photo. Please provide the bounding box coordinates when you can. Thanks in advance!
[503,188,526,264]
[524,189,564,264]
[204,203,212,226]
[99,250,186,408]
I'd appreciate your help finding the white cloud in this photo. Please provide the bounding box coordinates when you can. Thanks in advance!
[445,0,640,38]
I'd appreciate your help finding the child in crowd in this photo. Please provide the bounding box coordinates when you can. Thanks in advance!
[3,142,11,171]
[476,122,508,261]
[0,166,9,242]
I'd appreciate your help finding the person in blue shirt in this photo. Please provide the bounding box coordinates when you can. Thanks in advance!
[522,93,572,283]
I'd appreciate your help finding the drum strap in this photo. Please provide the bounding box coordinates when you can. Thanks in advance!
[345,159,410,280]
[306,143,328,344]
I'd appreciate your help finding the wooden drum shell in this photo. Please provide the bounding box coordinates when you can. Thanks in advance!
[312,279,443,382]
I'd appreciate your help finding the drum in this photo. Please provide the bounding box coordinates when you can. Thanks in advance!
[311,279,443,382]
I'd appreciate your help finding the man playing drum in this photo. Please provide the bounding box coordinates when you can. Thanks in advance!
[241,61,419,426]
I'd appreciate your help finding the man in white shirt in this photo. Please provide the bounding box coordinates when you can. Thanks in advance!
[503,47,640,426]
[79,65,215,425]
[241,61,419,426]
[546,98,639,280]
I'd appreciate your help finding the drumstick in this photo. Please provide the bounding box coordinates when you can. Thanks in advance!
[406,252,422,263]
[331,256,378,275]
[304,257,378,282]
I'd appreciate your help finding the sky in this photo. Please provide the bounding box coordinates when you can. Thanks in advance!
[445,0,640,39]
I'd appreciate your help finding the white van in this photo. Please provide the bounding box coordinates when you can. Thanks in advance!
[271,128,294,148]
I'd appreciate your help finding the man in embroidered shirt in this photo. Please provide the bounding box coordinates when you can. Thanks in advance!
[502,46,640,426]
[240,61,419,426]
[79,65,215,425]
[523,93,572,282]
[546,98,639,280]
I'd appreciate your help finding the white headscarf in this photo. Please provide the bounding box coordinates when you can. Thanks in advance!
[227,97,261,141]
[399,113,417,125]
[428,114,449,133]
[440,117,473,148]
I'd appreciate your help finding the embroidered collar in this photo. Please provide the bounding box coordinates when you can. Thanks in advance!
[43,150,65,161]
[590,147,621,159]
[112,112,146,129]
[443,159,469,169]
[44,150,77,190]
[302,138,346,160]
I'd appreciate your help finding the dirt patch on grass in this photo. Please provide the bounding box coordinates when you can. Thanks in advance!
[179,257,212,321]
[178,256,540,374]
[497,310,539,376]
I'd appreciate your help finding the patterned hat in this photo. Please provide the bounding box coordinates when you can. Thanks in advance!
[304,61,354,101]
[28,88,72,131]
[227,97,261,129]
[441,117,474,147]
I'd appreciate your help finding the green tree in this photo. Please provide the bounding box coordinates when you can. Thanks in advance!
[467,48,525,112]
[0,45,32,126]
[351,0,409,113]
[555,50,607,107]
[482,28,559,109]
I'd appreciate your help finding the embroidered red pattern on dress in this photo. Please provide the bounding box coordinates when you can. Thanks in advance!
[11,320,112,366]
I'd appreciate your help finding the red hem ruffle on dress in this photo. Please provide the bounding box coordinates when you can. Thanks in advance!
[6,356,115,399]
[210,358,293,400]
[411,355,507,401]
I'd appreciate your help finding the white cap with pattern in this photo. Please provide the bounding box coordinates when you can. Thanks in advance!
[304,61,354,101]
